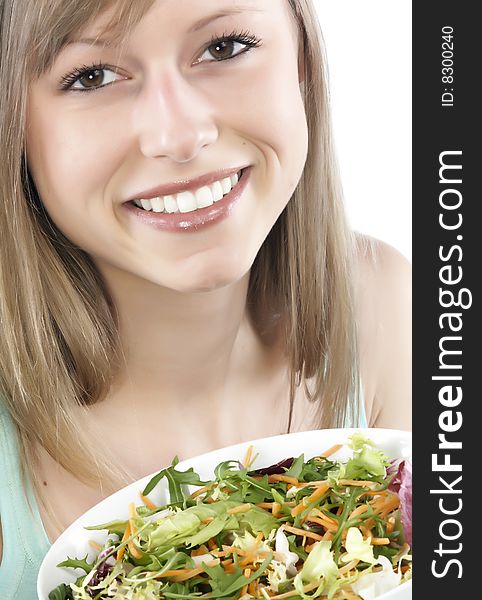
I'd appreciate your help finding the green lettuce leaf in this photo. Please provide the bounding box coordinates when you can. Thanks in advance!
[344,434,390,480]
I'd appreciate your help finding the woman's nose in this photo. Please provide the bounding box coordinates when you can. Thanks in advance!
[133,70,219,163]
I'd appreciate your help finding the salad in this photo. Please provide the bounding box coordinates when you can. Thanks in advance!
[48,434,412,600]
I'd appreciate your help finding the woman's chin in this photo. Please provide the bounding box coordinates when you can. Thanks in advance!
[169,268,250,294]
[160,250,254,294]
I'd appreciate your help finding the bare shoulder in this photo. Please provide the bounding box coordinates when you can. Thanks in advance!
[353,234,411,430]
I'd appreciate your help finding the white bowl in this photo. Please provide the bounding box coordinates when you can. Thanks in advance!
[38,428,412,599]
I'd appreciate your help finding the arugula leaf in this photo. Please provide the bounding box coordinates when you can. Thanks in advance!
[84,519,126,536]
[143,456,208,501]
[56,554,94,574]
[202,553,273,598]
[47,583,74,600]
[285,454,305,479]
[161,581,203,598]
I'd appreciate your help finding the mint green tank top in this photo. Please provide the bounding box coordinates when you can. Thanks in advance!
[0,402,51,600]
[0,394,367,599]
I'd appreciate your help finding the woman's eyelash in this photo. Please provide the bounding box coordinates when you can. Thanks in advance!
[58,30,262,93]
[206,29,262,54]
[59,61,115,92]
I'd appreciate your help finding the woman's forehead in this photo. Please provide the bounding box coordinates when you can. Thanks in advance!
[78,0,291,39]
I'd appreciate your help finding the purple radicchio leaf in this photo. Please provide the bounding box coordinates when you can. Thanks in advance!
[388,459,412,547]
[249,457,294,476]
[88,560,113,596]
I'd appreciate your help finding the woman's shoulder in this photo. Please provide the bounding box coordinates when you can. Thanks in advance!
[353,234,411,430]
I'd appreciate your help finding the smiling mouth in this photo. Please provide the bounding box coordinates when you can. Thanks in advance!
[129,170,243,214]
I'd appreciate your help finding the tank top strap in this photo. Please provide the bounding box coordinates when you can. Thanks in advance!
[0,400,51,598]
[343,384,368,428]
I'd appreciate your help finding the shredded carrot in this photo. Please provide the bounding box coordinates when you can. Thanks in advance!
[291,482,330,518]
[248,580,258,596]
[306,481,330,503]
[349,504,369,519]
[310,508,337,526]
[387,517,396,534]
[268,474,300,486]
[128,538,143,559]
[127,502,143,558]
[89,540,102,552]
[272,501,282,515]
[129,502,137,521]
[282,525,323,541]
[239,557,256,568]
[227,503,252,515]
[217,545,249,557]
[306,516,337,531]
[224,563,237,573]
[339,559,360,575]
[256,502,275,509]
[291,499,307,517]
[370,493,400,518]
[298,479,332,489]
[240,568,251,596]
[116,523,131,561]
[319,443,343,458]
[159,560,220,581]
[190,485,211,498]
[322,530,334,541]
[207,538,217,551]
[139,493,157,510]
[243,445,254,468]
[371,537,390,545]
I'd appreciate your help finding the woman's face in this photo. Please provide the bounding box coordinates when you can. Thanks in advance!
[26,0,308,293]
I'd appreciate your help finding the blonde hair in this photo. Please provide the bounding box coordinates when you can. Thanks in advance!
[0,0,359,524]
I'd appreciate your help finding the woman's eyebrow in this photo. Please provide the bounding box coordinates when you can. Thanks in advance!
[64,6,265,48]
[188,7,265,33]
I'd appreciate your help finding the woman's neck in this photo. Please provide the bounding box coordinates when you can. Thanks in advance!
[99,266,261,403]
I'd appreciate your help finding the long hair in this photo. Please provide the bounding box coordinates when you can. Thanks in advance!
[0,0,359,525]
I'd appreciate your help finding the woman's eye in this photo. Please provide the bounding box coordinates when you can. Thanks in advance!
[61,66,124,92]
[201,40,247,62]
[196,34,261,64]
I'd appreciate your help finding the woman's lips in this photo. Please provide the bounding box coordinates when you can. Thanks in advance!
[123,167,251,232]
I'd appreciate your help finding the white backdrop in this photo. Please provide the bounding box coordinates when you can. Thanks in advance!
[314,1,412,260]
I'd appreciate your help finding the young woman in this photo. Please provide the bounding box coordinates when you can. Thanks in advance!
[0,0,411,596]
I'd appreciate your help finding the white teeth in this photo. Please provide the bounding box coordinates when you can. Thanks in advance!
[151,196,165,213]
[177,191,197,213]
[164,195,179,213]
[211,180,224,202]
[195,186,214,209]
[132,170,242,213]
[220,177,232,195]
